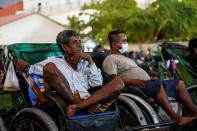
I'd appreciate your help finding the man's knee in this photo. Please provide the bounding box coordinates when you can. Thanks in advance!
[176,80,186,90]
[177,80,185,86]
[43,63,57,77]
[175,80,185,88]
[110,78,125,90]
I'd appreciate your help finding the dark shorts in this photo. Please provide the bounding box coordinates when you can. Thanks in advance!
[142,79,179,98]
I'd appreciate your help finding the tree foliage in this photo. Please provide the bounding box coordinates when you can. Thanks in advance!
[68,0,197,44]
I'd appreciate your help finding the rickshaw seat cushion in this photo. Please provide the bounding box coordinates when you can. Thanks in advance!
[28,74,44,106]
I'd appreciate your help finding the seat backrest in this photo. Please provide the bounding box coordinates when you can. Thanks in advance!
[7,43,63,106]
[161,42,188,60]
[8,43,63,65]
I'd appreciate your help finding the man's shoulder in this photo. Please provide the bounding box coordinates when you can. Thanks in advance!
[47,56,64,60]
[104,54,116,62]
[42,56,65,64]
[105,54,121,59]
[106,54,127,60]
[103,54,125,66]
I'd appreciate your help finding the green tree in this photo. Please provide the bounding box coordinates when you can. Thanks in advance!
[149,0,197,41]
[68,0,140,44]
[68,0,197,44]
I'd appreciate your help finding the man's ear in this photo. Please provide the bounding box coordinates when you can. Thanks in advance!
[60,44,68,52]
[112,42,119,49]
[112,42,116,48]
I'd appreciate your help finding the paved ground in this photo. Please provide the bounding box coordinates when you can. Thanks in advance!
[125,121,197,131]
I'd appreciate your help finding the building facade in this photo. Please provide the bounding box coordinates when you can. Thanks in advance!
[0,0,23,16]
[23,0,97,12]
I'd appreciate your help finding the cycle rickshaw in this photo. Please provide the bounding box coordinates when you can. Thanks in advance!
[0,43,195,131]
[160,42,197,115]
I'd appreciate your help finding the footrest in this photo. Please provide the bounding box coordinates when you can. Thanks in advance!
[65,111,117,131]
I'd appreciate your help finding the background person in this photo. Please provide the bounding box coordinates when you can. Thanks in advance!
[186,38,197,72]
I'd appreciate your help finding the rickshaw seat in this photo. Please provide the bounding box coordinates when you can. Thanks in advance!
[8,43,63,65]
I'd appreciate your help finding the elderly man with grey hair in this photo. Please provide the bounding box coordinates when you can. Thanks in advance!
[16,29,125,119]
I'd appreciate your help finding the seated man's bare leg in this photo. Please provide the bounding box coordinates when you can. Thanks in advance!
[154,85,194,125]
[176,80,197,116]
[43,63,76,104]
[66,78,124,118]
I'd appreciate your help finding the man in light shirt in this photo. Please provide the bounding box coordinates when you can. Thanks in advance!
[103,29,197,125]
[17,30,125,118]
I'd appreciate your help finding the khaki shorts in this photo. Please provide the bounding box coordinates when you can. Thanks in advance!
[73,91,114,112]
[96,100,114,112]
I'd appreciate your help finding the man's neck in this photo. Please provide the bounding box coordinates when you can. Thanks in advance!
[111,49,121,54]
[64,55,78,70]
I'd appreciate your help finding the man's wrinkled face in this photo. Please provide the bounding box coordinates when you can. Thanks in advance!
[62,36,82,56]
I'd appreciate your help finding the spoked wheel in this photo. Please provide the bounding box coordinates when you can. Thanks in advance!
[183,84,197,116]
[117,104,139,129]
[117,96,148,130]
[0,116,8,131]
[187,85,197,105]
[120,93,159,125]
[15,119,46,131]
[11,108,58,131]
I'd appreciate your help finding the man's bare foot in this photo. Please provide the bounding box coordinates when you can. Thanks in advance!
[177,116,195,126]
[66,104,78,119]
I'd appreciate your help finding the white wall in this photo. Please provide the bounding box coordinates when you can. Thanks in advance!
[0,14,65,45]
[23,0,98,12]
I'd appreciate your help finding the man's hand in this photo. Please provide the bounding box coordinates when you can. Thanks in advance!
[15,59,30,73]
[117,76,145,88]
[129,79,145,88]
[71,52,93,65]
